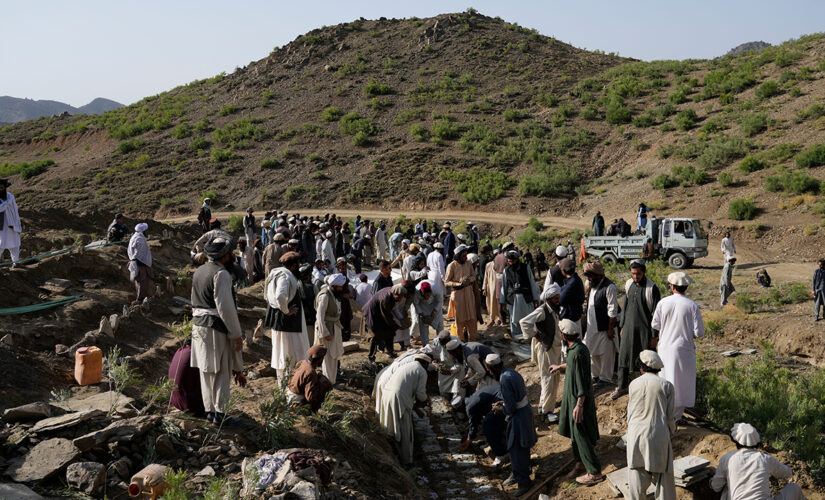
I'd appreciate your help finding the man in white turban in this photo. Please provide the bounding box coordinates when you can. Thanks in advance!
[314,273,346,383]
[519,282,563,423]
[711,423,803,500]
[127,223,153,302]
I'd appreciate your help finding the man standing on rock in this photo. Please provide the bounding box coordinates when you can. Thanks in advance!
[720,257,736,307]
[519,283,563,424]
[128,223,153,302]
[551,318,604,486]
[0,178,22,267]
[612,261,661,400]
[314,274,345,384]
[190,235,245,426]
[626,350,676,500]
[501,250,539,341]
[265,251,309,385]
[583,261,619,390]
[488,354,537,496]
[651,272,704,421]
[379,353,431,467]
[444,245,480,341]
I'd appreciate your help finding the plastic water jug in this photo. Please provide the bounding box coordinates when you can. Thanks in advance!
[128,464,170,499]
[74,346,102,385]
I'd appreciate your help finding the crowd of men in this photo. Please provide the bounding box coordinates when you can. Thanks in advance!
[0,186,807,498]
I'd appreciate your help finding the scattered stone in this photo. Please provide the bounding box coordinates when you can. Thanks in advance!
[55,343,69,354]
[40,278,72,293]
[199,445,222,458]
[108,456,132,481]
[3,402,62,423]
[73,414,160,451]
[122,305,130,319]
[55,390,134,414]
[196,465,216,477]
[30,409,105,433]
[290,480,319,499]
[109,314,120,333]
[1,334,15,346]
[0,483,44,499]
[343,341,359,353]
[98,316,114,337]
[5,437,82,482]
[155,434,177,458]
[82,279,104,289]
[173,296,192,306]
[66,461,105,495]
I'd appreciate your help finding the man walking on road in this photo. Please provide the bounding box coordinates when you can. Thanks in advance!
[720,257,736,307]
[813,259,825,321]
[721,231,736,263]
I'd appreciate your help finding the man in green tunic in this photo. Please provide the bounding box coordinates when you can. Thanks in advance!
[551,318,605,486]
[611,260,661,400]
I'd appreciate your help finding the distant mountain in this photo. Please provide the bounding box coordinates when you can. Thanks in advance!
[0,96,123,124]
[725,41,771,57]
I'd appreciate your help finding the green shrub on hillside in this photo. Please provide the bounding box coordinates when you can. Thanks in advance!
[431,119,460,140]
[650,173,678,191]
[393,108,427,125]
[408,73,475,105]
[190,137,209,151]
[171,123,192,139]
[699,117,728,134]
[581,104,600,121]
[363,79,392,96]
[795,144,825,169]
[668,88,687,104]
[631,112,656,128]
[210,148,235,162]
[696,136,751,170]
[285,185,318,201]
[533,92,559,107]
[765,170,821,194]
[194,118,211,133]
[738,155,768,174]
[219,105,238,116]
[200,190,217,202]
[755,80,781,100]
[212,118,267,149]
[116,139,143,154]
[260,158,282,169]
[674,109,698,131]
[740,112,768,136]
[503,108,529,121]
[352,131,370,146]
[797,104,825,122]
[605,97,631,124]
[717,171,735,187]
[228,214,244,232]
[409,124,428,141]
[439,167,515,204]
[321,106,343,122]
[0,159,55,180]
[339,113,379,137]
[728,198,757,220]
[519,164,579,197]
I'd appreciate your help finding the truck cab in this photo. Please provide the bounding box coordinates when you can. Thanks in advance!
[652,217,709,268]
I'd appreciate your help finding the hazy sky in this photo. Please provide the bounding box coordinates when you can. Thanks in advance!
[2,1,823,107]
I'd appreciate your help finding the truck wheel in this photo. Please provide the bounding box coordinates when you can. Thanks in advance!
[601,253,618,265]
[668,252,687,269]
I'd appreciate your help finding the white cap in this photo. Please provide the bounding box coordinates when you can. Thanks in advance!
[559,319,582,336]
[467,253,479,263]
[414,353,432,364]
[135,223,149,233]
[437,329,450,340]
[451,396,464,408]
[434,242,444,249]
[326,231,333,238]
[446,339,462,350]
[540,283,561,301]
[555,245,568,258]
[667,271,693,286]
[454,244,469,255]
[485,353,501,365]
[639,350,663,369]
[731,423,760,447]
[326,273,346,287]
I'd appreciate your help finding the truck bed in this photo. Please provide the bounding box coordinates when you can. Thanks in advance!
[584,235,646,259]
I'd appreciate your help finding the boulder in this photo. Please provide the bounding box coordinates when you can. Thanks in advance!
[98,316,113,337]
[5,437,81,482]
[73,414,160,451]
[342,341,359,353]
[289,480,319,499]
[109,314,120,333]
[155,434,177,458]
[55,391,134,414]
[66,462,105,495]
[0,483,44,499]
[29,409,104,433]
[196,465,215,477]
[108,456,132,481]
[2,402,62,423]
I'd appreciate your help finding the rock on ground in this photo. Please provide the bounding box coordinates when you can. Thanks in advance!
[5,437,81,482]
[2,402,62,423]
[0,483,44,499]
[66,462,105,495]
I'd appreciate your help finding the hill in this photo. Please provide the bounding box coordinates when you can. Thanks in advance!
[725,41,771,57]
[1,11,825,249]
[0,95,123,123]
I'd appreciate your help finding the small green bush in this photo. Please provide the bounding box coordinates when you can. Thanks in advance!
[740,112,768,137]
[339,113,379,137]
[431,119,460,139]
[518,164,579,197]
[393,108,427,125]
[651,173,677,191]
[260,158,281,169]
[352,131,370,146]
[219,104,238,116]
[116,139,143,154]
[363,79,392,96]
[605,97,631,124]
[795,144,825,169]
[738,155,768,174]
[534,92,559,107]
[764,170,820,194]
[321,106,343,122]
[0,159,55,179]
[631,112,656,127]
[409,124,428,141]
[440,167,515,204]
[728,198,757,220]
[228,214,244,232]
[674,109,698,131]
[797,104,825,122]
[755,80,780,100]
[190,137,209,151]
[200,189,217,202]
[581,104,600,121]
[668,89,687,104]
[503,108,529,121]
[210,148,235,162]
[171,123,192,139]
[717,171,735,187]
[700,117,728,134]
[194,118,211,133]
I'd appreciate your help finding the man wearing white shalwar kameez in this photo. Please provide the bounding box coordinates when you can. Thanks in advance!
[583,261,619,387]
[519,283,564,423]
[626,351,676,500]
[410,280,444,346]
[379,354,430,466]
[189,236,245,424]
[711,423,804,500]
[651,272,704,420]
[372,347,433,415]
[265,252,310,385]
[127,223,153,302]
[0,179,22,265]
[430,330,464,396]
[321,231,335,267]
[376,224,389,262]
[500,251,539,340]
[720,232,736,264]
[314,274,346,384]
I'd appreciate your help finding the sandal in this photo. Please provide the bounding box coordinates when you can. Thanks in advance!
[575,473,606,486]
[565,463,586,480]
